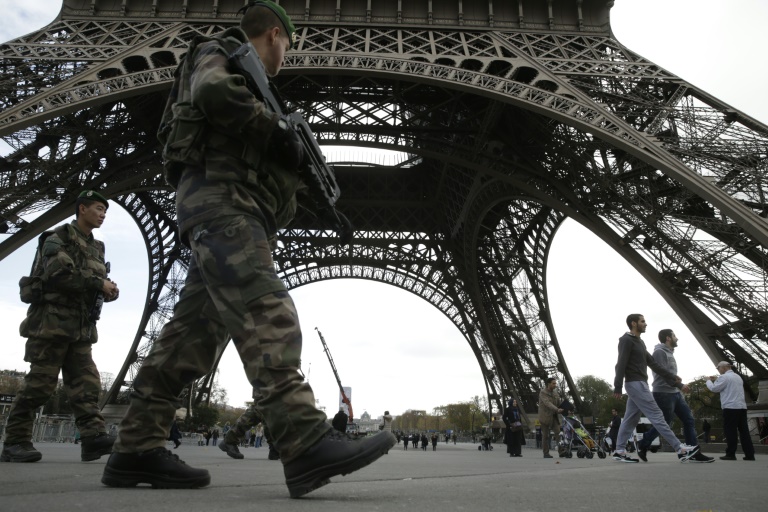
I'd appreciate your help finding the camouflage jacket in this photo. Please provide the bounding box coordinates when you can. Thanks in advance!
[158,27,301,237]
[20,222,109,343]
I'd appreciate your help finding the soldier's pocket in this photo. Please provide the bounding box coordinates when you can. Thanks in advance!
[24,338,57,365]
[194,215,274,286]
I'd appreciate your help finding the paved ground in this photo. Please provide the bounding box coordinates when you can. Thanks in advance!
[1,441,763,512]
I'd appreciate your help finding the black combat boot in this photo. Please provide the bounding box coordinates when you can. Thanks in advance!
[283,429,396,498]
[218,432,244,459]
[81,432,115,461]
[1,442,42,463]
[102,447,210,489]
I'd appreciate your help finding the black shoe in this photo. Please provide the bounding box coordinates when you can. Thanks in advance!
[268,446,280,461]
[613,453,639,463]
[0,442,42,463]
[689,451,715,463]
[636,447,648,462]
[81,433,115,462]
[719,455,737,461]
[101,448,210,489]
[218,441,244,460]
[283,429,395,498]
[677,445,700,462]
[543,454,553,458]
[743,456,755,461]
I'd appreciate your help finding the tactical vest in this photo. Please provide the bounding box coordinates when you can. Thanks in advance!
[19,223,109,342]
[157,28,263,189]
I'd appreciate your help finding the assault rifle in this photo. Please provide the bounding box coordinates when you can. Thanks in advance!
[229,43,352,243]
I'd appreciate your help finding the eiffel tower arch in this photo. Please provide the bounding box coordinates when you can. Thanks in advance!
[2,0,767,415]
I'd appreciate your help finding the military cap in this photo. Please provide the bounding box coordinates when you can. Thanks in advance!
[239,0,298,49]
[78,190,110,208]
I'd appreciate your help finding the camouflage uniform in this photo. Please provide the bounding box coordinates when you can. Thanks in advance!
[4,222,111,444]
[113,27,330,463]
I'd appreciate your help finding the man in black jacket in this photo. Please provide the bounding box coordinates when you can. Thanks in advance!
[612,314,698,463]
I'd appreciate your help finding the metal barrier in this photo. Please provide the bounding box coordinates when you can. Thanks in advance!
[1,414,77,443]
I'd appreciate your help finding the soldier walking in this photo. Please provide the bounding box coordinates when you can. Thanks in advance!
[100,1,394,498]
[1,190,119,463]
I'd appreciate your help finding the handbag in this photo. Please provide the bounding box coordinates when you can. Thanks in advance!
[510,421,523,432]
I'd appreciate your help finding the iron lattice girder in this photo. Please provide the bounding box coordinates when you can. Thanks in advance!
[1,1,768,410]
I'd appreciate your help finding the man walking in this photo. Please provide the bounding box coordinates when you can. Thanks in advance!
[612,314,698,463]
[1,190,119,463]
[607,408,621,453]
[100,1,394,498]
[635,329,714,463]
[706,361,756,461]
[538,377,563,458]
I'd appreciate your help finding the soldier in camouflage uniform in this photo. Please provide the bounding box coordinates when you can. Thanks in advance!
[218,401,280,460]
[1,190,119,463]
[101,1,395,498]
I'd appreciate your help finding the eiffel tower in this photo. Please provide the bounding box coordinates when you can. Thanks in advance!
[2,0,767,415]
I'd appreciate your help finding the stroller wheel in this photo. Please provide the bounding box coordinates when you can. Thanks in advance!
[597,451,606,459]
[586,451,594,459]
[577,450,585,458]
[566,450,573,458]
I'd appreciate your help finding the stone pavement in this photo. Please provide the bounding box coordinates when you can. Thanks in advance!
[0,441,763,512]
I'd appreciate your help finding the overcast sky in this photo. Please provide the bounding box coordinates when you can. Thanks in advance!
[1,1,766,419]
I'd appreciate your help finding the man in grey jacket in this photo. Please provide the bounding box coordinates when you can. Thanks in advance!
[612,314,699,463]
[635,329,714,463]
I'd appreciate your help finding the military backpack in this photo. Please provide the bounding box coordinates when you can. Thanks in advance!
[18,225,70,304]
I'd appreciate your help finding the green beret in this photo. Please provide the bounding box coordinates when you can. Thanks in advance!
[242,1,297,49]
[78,190,109,208]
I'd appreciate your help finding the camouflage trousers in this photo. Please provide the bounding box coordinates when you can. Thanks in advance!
[114,214,329,463]
[224,402,273,447]
[4,336,105,444]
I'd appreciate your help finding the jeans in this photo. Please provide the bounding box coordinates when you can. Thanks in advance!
[638,392,697,449]
[616,381,682,453]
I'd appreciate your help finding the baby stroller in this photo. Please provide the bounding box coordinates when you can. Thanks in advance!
[557,406,607,459]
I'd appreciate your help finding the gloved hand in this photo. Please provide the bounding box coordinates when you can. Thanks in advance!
[270,116,305,171]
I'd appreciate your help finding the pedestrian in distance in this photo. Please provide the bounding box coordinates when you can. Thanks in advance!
[612,314,699,463]
[634,329,714,463]
[332,408,348,433]
[503,398,524,457]
[381,411,393,433]
[99,1,395,498]
[607,407,621,453]
[168,419,183,449]
[538,377,563,458]
[706,361,756,461]
[702,419,711,444]
[1,190,119,464]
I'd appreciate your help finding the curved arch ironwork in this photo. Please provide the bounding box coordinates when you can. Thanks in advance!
[1,0,766,413]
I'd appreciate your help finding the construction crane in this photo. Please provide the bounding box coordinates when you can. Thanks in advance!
[315,327,353,422]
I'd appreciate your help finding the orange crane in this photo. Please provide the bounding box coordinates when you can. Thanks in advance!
[315,327,353,422]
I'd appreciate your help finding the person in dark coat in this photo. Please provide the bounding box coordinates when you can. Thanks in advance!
[503,399,524,457]
[332,409,348,433]
[702,419,711,444]
[608,407,621,452]
[168,419,183,449]
[420,433,428,451]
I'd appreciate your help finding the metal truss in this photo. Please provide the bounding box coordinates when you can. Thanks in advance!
[1,1,767,413]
